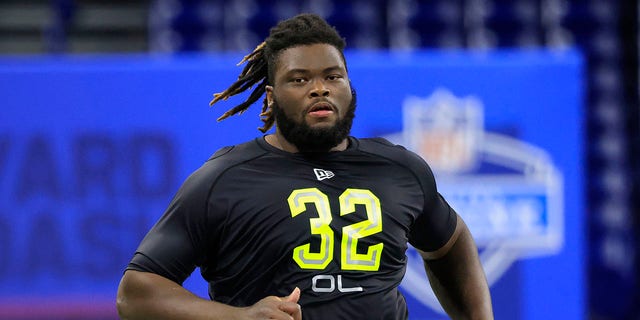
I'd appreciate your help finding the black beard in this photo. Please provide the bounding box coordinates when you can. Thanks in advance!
[273,90,356,153]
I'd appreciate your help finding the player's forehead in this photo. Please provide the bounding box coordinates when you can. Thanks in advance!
[273,43,346,76]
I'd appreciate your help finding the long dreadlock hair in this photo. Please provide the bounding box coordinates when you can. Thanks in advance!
[209,13,347,132]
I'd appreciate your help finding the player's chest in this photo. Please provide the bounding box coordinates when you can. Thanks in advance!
[213,161,424,246]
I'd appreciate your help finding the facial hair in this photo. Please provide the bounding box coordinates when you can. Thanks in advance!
[273,89,356,153]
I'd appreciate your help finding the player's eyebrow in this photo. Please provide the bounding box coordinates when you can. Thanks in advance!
[322,66,345,73]
[283,66,345,76]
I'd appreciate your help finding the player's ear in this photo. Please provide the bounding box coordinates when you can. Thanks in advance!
[265,85,274,105]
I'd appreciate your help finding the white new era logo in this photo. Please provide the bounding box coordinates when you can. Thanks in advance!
[314,168,335,181]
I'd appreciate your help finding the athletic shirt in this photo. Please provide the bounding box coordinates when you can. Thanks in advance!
[127,136,457,320]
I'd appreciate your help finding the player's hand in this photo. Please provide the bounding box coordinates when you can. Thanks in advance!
[241,287,302,320]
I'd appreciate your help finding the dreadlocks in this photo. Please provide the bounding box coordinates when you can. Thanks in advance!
[209,13,347,132]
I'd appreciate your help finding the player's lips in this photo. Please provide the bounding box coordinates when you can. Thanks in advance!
[307,101,336,117]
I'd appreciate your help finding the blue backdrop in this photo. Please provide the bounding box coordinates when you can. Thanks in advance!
[0,49,583,319]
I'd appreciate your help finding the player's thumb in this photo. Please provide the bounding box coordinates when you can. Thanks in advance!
[283,287,300,303]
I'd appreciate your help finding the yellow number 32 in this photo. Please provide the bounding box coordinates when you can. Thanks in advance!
[287,188,384,272]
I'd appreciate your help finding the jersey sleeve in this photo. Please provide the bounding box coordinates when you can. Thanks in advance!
[407,155,458,253]
[126,148,232,285]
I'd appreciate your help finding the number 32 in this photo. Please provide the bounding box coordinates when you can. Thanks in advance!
[287,188,384,272]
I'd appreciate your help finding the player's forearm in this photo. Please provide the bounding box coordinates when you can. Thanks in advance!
[116,270,243,320]
[424,221,494,320]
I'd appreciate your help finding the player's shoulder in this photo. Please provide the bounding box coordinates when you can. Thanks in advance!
[206,138,266,163]
[357,136,408,152]
[182,139,266,189]
[356,137,429,167]
[355,136,436,184]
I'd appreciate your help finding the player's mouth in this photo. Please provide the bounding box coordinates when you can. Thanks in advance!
[307,101,335,118]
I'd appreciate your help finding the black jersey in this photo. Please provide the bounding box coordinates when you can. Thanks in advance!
[127,136,457,320]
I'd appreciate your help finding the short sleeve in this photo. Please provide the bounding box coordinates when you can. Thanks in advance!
[407,165,458,252]
[126,163,221,285]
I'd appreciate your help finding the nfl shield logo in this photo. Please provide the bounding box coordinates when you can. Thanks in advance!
[390,88,564,315]
[402,89,483,174]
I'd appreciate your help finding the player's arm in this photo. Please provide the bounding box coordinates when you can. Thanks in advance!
[117,270,301,320]
[117,157,301,320]
[417,214,493,320]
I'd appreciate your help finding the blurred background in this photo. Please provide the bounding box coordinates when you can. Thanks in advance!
[0,0,638,319]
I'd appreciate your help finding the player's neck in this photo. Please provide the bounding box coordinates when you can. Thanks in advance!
[265,133,348,153]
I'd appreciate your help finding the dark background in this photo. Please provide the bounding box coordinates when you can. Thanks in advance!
[0,0,638,319]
